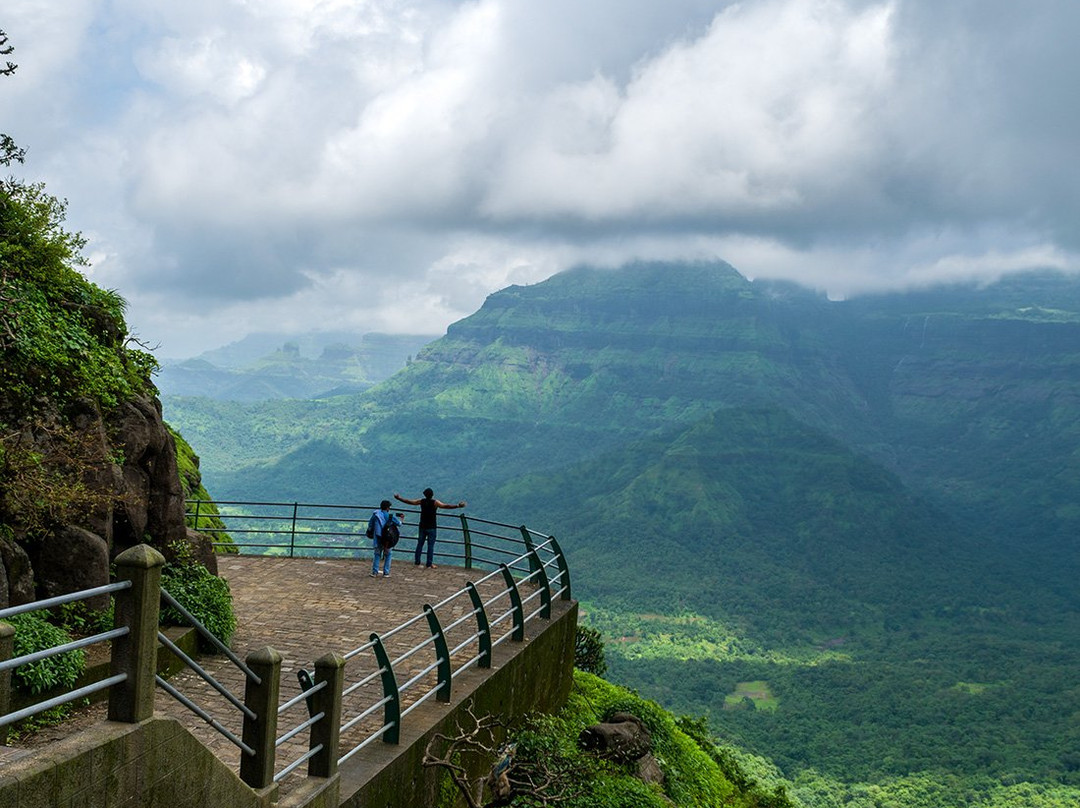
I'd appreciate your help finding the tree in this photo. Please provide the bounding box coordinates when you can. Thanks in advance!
[1,28,26,166]
[422,706,574,807]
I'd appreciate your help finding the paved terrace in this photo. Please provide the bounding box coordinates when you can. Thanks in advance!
[157,553,552,797]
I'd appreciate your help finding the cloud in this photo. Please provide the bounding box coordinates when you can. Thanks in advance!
[3,0,1080,356]
[485,1,898,223]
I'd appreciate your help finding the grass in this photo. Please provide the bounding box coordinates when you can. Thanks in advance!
[724,680,780,712]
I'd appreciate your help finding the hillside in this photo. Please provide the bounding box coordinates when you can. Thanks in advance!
[0,177,219,608]
[163,261,1080,806]
[158,331,437,401]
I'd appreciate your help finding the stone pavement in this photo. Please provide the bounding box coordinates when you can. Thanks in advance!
[156,553,525,794]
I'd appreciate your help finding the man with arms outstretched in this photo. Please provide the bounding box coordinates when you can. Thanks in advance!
[394,488,466,568]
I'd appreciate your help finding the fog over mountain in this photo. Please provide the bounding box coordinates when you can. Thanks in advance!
[5,1,1080,356]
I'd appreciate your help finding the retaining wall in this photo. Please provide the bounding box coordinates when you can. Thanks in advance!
[0,598,578,808]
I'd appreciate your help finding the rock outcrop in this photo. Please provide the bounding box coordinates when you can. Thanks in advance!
[1,393,192,609]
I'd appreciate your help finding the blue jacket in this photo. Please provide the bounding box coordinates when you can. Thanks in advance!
[369,509,401,538]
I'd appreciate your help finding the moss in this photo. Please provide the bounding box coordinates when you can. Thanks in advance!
[168,424,235,552]
[496,671,787,808]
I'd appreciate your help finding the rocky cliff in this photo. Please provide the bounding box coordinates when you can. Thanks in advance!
[1,177,211,609]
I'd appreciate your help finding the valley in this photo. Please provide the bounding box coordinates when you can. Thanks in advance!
[163,261,1080,807]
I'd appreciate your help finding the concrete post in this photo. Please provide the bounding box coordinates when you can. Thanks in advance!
[241,646,282,789]
[0,621,13,744]
[308,652,345,778]
[109,544,166,723]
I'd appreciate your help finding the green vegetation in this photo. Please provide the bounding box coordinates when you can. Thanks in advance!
[0,177,157,540]
[6,612,86,695]
[162,261,1080,807]
[575,625,608,677]
[724,682,778,712]
[476,671,795,808]
[159,544,237,645]
[0,179,157,415]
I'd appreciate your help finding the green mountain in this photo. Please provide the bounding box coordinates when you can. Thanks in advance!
[164,261,1080,806]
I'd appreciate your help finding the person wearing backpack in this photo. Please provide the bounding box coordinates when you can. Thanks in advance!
[367,500,403,578]
[394,488,467,569]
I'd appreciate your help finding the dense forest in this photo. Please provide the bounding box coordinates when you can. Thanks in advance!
[164,261,1080,807]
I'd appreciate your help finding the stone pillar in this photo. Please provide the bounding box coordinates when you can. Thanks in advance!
[241,646,282,789]
[109,544,165,723]
[308,652,345,778]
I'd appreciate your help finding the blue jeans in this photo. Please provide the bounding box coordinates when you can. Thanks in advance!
[372,538,392,575]
[415,527,437,567]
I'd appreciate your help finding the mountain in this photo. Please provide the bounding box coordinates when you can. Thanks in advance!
[157,331,437,401]
[163,261,1080,804]
[185,262,1079,566]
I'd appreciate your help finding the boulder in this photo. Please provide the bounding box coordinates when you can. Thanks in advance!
[578,712,653,763]
[106,395,188,554]
[0,535,35,608]
[179,529,219,576]
[37,525,111,610]
[636,753,665,785]
[4,391,211,613]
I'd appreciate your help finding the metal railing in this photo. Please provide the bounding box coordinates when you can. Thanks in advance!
[186,499,571,584]
[329,535,570,771]
[0,583,132,731]
[0,505,573,794]
[153,588,265,768]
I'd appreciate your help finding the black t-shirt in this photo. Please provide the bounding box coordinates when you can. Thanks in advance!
[419,497,437,529]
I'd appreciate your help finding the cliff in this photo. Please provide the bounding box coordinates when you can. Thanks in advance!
[0,178,207,609]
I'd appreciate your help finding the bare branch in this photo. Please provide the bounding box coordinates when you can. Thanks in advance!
[422,706,577,808]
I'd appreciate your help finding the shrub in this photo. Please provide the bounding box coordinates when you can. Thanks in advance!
[159,557,237,646]
[7,612,86,695]
[575,624,608,676]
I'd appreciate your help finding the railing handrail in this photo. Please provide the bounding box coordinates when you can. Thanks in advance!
[0,581,132,621]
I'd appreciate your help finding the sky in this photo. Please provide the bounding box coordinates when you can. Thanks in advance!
[3,0,1079,358]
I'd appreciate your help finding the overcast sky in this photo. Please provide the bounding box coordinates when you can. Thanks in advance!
[4,0,1079,358]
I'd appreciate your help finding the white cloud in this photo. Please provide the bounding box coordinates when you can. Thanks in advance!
[4,0,1080,357]
[484,0,897,220]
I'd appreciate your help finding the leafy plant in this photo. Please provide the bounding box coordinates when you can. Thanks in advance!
[1,177,158,542]
[159,550,237,646]
[57,599,114,636]
[7,612,86,695]
[0,179,156,416]
[575,624,608,677]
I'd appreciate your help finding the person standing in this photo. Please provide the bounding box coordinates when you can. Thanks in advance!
[368,500,402,578]
[394,488,466,568]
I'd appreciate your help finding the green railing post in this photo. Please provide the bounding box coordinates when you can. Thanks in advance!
[290,503,299,558]
[460,514,473,569]
[109,544,166,723]
[423,605,453,703]
[499,564,526,642]
[0,622,13,744]
[193,499,202,531]
[527,549,552,619]
[369,633,401,744]
[308,652,345,778]
[241,646,282,790]
[519,525,541,580]
[466,583,492,669]
[549,536,572,601]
